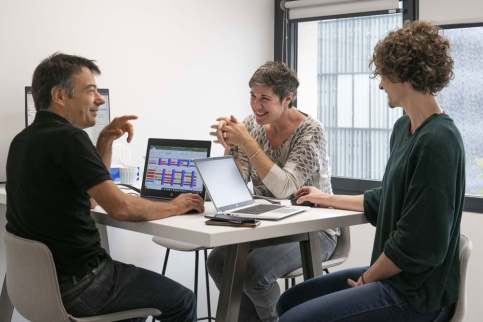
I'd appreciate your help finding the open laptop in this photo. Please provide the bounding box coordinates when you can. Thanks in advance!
[194,156,309,220]
[140,138,211,201]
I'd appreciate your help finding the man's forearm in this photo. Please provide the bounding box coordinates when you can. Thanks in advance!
[89,180,175,221]
[110,194,176,222]
[96,135,114,171]
[88,180,204,221]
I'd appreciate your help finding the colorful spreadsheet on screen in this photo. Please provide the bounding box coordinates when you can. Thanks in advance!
[145,145,207,193]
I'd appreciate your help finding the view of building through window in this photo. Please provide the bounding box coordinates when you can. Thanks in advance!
[297,13,403,180]
[437,26,483,197]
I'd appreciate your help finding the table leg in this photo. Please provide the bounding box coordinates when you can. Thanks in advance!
[0,277,14,322]
[215,242,250,322]
[299,231,323,280]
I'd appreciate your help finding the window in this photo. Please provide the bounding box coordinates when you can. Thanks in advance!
[437,26,483,197]
[297,13,403,180]
[276,0,483,212]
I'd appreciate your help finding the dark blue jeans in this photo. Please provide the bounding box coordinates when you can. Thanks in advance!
[276,267,455,322]
[59,256,196,322]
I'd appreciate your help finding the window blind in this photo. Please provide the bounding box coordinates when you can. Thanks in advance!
[283,0,399,20]
[419,0,483,26]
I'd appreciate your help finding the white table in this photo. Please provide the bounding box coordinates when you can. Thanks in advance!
[0,185,368,321]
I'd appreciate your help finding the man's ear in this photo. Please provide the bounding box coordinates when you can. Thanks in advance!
[51,87,66,107]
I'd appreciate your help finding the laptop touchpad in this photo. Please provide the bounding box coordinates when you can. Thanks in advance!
[274,208,302,214]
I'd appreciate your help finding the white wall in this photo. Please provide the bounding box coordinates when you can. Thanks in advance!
[0,0,274,320]
[0,0,274,180]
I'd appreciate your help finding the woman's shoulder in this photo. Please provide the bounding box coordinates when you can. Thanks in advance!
[417,114,463,149]
[297,113,325,135]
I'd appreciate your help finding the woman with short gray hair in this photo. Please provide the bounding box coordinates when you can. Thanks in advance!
[207,61,338,322]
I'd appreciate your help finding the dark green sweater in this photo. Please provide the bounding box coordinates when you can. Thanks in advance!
[364,113,465,313]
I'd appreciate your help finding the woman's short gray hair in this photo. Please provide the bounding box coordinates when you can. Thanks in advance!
[248,61,299,108]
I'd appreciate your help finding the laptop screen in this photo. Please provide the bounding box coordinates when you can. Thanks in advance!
[194,156,254,212]
[141,138,211,200]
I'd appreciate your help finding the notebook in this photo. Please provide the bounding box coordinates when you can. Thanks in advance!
[140,138,211,201]
[194,156,309,220]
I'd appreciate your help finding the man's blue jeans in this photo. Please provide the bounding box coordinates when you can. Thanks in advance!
[59,255,196,322]
[276,266,455,322]
[207,231,337,322]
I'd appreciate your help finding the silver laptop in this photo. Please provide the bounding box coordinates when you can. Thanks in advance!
[194,156,308,220]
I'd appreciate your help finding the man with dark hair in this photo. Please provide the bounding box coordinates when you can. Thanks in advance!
[6,53,202,321]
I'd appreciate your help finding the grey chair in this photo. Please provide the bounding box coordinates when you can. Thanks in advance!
[449,234,473,322]
[4,231,161,322]
[152,236,214,321]
[281,226,351,289]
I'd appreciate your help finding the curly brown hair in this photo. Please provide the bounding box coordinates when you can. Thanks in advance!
[369,20,454,95]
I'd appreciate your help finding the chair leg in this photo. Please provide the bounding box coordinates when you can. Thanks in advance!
[203,249,212,322]
[194,250,199,300]
[162,248,170,275]
[154,248,171,322]
[284,277,297,290]
[324,268,329,274]
[160,248,215,321]
[197,249,215,321]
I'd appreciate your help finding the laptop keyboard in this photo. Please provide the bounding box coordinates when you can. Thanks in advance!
[232,204,284,215]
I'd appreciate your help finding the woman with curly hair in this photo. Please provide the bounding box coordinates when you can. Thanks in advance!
[276,20,465,322]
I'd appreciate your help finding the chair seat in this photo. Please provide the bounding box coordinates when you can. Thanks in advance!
[75,308,161,321]
[152,236,209,251]
[282,256,348,278]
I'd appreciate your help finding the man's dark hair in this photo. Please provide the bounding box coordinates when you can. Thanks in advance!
[32,53,101,111]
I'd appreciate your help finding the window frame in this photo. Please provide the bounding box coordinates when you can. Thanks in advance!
[436,20,483,213]
[273,0,483,213]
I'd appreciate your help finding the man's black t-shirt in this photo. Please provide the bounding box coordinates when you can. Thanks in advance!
[6,111,112,276]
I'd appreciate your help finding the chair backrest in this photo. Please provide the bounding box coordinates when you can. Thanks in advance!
[4,230,72,322]
[322,226,351,269]
[450,234,473,322]
[4,231,162,322]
